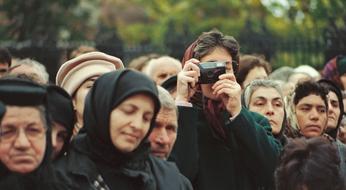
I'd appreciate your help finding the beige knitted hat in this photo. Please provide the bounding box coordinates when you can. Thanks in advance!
[56,51,124,96]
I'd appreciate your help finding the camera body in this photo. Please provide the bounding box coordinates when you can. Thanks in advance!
[198,61,226,84]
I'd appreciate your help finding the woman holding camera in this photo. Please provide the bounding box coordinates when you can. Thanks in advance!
[55,70,192,190]
[170,30,281,190]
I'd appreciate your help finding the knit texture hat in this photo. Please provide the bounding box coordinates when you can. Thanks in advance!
[56,51,124,96]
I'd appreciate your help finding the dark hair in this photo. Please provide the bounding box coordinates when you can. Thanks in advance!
[193,30,240,73]
[275,137,345,190]
[293,80,328,109]
[237,55,271,87]
[0,48,11,67]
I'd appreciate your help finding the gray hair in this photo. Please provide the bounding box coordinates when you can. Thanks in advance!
[145,56,181,76]
[157,85,178,115]
[11,58,49,83]
[243,79,284,108]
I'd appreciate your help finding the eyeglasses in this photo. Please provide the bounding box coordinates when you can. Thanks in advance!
[0,125,46,143]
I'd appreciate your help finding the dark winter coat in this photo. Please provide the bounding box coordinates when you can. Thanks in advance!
[54,70,192,190]
[55,134,192,190]
[170,106,282,190]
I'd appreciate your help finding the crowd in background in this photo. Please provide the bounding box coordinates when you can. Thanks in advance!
[0,29,345,190]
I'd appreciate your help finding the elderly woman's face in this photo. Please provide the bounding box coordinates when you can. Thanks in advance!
[109,93,154,153]
[0,106,46,174]
[249,87,284,135]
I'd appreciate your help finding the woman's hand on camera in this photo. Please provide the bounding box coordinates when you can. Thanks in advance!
[212,73,242,116]
[176,58,200,102]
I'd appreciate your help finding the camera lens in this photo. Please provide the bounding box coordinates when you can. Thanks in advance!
[207,70,214,78]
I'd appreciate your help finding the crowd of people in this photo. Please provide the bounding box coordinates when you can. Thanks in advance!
[0,29,345,190]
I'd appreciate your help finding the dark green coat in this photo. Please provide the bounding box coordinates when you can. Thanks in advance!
[170,106,282,190]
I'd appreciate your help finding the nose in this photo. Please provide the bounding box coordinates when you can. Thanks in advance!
[13,130,31,149]
[265,104,274,116]
[155,128,170,145]
[309,108,320,121]
[130,115,144,130]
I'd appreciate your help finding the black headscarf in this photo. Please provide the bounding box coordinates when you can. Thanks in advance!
[46,85,75,159]
[75,69,160,168]
[0,101,5,122]
[318,79,344,139]
[0,78,60,189]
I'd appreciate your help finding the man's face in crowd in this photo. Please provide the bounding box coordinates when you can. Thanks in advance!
[149,108,178,160]
[0,106,46,174]
[295,94,328,138]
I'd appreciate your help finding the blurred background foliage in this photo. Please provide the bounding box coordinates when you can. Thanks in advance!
[0,0,345,77]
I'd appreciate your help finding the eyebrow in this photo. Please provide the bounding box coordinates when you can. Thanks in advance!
[253,96,282,101]
[298,103,325,108]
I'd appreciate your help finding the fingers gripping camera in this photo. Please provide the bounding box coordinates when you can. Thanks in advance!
[197,61,226,84]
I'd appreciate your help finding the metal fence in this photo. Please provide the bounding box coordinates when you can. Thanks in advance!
[1,37,343,83]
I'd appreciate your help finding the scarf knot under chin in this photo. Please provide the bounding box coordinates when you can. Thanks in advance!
[83,134,150,170]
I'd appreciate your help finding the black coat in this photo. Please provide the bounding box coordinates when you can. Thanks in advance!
[54,134,192,190]
[169,106,282,190]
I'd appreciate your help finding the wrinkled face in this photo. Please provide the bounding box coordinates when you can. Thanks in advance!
[152,64,181,85]
[148,108,178,160]
[326,91,341,129]
[0,106,46,174]
[242,67,268,88]
[200,47,234,100]
[248,87,284,135]
[73,76,97,132]
[51,123,68,159]
[295,94,328,138]
[110,94,155,153]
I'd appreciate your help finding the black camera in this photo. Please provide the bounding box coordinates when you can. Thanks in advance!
[197,61,226,84]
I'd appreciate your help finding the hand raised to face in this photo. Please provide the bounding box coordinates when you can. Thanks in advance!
[176,58,200,102]
[212,73,242,116]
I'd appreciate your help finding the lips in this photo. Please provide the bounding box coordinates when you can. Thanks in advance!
[151,150,167,159]
[11,154,34,163]
[122,132,139,142]
[304,125,322,132]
